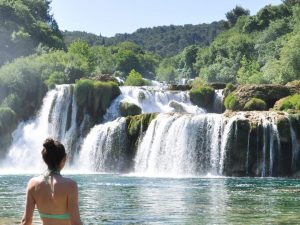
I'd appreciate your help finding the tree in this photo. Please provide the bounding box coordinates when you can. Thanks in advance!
[226,6,250,27]
[124,69,146,86]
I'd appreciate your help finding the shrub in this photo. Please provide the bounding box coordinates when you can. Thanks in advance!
[243,98,267,111]
[124,69,149,86]
[274,94,300,111]
[223,82,236,97]
[224,93,240,110]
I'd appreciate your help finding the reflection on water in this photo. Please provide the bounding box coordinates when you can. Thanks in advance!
[1,174,300,224]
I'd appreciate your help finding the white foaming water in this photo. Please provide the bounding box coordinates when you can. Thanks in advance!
[1,85,78,172]
[76,117,128,172]
[133,113,227,177]
[104,86,205,121]
[212,89,224,113]
[259,114,281,177]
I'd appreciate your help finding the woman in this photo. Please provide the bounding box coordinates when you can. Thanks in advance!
[21,138,82,225]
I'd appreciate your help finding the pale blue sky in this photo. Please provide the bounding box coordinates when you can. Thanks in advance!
[51,0,283,37]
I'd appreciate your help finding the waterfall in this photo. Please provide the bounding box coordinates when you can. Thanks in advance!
[2,85,81,171]
[289,118,300,172]
[2,82,299,177]
[134,113,225,177]
[212,89,224,113]
[104,86,204,121]
[259,115,280,177]
[76,118,128,172]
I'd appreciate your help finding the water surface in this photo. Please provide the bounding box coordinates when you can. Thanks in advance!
[1,174,300,224]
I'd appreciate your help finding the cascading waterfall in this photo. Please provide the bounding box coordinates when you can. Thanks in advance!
[104,86,204,121]
[2,82,300,177]
[2,85,82,171]
[259,115,281,177]
[134,113,226,177]
[212,89,224,113]
[77,118,128,172]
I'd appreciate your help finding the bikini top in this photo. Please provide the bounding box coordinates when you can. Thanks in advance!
[39,169,70,220]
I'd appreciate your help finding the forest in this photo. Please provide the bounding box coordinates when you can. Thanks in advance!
[0,0,300,146]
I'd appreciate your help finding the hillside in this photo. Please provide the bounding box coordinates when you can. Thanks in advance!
[63,21,223,57]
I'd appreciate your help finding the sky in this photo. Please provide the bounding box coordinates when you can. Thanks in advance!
[50,0,283,37]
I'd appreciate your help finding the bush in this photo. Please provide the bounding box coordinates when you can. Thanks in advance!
[124,69,148,86]
[243,98,267,111]
[223,82,236,97]
[224,93,240,110]
[274,94,300,111]
[189,84,215,109]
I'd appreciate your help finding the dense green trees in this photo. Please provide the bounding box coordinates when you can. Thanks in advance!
[192,2,300,85]
[0,0,64,66]
[63,22,223,57]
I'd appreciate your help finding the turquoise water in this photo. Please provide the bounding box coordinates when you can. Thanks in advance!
[1,174,300,224]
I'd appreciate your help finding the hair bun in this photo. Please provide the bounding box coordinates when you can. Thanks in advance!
[43,138,55,149]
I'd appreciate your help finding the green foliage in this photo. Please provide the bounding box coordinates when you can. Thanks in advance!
[224,93,240,110]
[243,98,267,111]
[63,22,223,57]
[225,6,250,27]
[223,82,236,97]
[237,56,264,84]
[124,69,148,86]
[274,94,300,111]
[0,107,17,135]
[0,0,64,65]
[189,82,215,109]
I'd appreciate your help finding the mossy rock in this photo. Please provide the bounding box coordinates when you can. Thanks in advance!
[120,102,142,117]
[126,113,157,139]
[189,85,215,110]
[243,98,267,111]
[74,79,121,122]
[273,94,300,111]
[168,100,186,113]
[225,84,292,111]
[125,113,158,159]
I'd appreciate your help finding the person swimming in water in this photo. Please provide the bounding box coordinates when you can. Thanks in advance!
[21,138,82,225]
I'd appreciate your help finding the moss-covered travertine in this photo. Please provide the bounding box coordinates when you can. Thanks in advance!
[74,79,121,124]
[125,113,157,163]
[0,107,17,156]
[243,98,267,111]
[224,84,293,111]
[189,84,215,110]
[120,102,142,117]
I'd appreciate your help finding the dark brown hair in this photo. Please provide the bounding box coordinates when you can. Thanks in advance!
[42,138,66,170]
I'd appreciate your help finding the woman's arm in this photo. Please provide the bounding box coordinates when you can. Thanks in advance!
[20,179,36,225]
[68,181,83,225]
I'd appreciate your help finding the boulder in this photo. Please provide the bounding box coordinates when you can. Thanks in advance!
[168,100,186,113]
